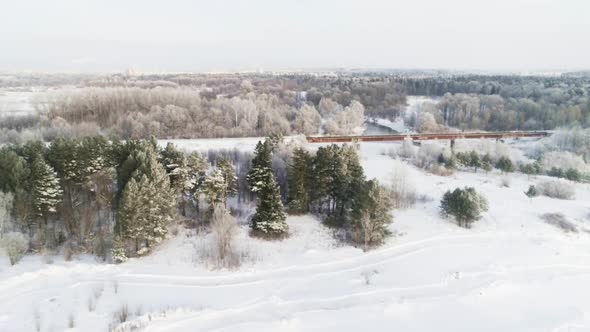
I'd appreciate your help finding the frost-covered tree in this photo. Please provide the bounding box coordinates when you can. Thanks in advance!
[352,180,393,250]
[495,156,514,173]
[293,104,321,135]
[248,140,288,237]
[30,157,63,223]
[116,147,176,255]
[0,192,14,237]
[217,159,238,200]
[250,174,288,236]
[184,153,208,212]
[440,187,488,228]
[247,140,274,194]
[204,168,230,209]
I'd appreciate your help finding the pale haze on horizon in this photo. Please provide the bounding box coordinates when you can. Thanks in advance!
[1,0,589,72]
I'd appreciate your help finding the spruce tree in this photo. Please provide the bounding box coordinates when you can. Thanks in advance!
[248,140,288,237]
[31,157,63,221]
[250,174,288,236]
[247,140,273,193]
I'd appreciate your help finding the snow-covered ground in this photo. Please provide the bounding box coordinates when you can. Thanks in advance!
[2,138,590,332]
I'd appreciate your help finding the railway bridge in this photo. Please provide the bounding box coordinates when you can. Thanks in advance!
[306,131,549,143]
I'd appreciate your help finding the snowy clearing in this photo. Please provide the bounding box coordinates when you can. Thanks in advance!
[2,138,590,332]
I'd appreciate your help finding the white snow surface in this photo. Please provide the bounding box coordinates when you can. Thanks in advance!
[2,138,590,332]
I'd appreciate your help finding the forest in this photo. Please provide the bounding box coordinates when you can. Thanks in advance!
[1,72,589,144]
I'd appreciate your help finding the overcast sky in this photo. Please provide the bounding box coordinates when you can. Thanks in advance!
[1,0,589,72]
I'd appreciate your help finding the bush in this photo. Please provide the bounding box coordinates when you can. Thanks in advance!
[440,187,488,228]
[495,157,514,173]
[537,180,575,200]
[525,185,539,198]
[565,168,582,182]
[1,232,29,265]
[211,204,237,268]
[540,213,578,233]
[389,160,417,209]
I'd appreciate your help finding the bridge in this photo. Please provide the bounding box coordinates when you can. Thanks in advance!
[306,131,550,143]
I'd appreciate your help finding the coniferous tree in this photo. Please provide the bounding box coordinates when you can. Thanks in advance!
[204,168,230,209]
[183,152,208,214]
[250,174,288,236]
[496,157,514,173]
[247,140,273,193]
[287,148,312,213]
[116,147,176,255]
[248,140,288,237]
[217,159,238,200]
[440,187,488,228]
[468,151,481,172]
[352,180,393,250]
[31,157,63,222]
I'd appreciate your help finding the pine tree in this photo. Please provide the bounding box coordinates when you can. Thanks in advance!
[217,159,238,199]
[183,152,208,214]
[352,180,393,250]
[204,168,230,208]
[287,148,312,213]
[117,177,143,251]
[440,187,488,228]
[116,147,176,255]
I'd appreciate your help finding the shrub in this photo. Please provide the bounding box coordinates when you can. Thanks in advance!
[1,232,29,265]
[540,213,578,233]
[389,160,417,209]
[211,204,237,267]
[440,187,488,228]
[496,157,514,173]
[525,185,539,198]
[565,168,581,182]
[537,180,575,200]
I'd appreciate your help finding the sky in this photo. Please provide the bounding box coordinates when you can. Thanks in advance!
[0,0,589,73]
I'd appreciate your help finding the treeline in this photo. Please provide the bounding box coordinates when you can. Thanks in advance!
[287,145,392,248]
[0,136,241,262]
[417,92,590,131]
[0,135,394,265]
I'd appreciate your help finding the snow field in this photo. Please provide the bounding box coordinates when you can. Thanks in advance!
[1,138,590,331]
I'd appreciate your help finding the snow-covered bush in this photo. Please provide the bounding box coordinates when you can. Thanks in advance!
[389,160,417,209]
[541,151,587,174]
[415,142,446,169]
[211,205,237,267]
[440,187,488,228]
[398,138,416,159]
[541,213,578,233]
[537,180,575,200]
[1,231,29,265]
[0,191,13,236]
